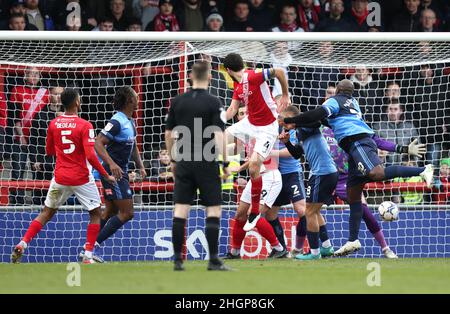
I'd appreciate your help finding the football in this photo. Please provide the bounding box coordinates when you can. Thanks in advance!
[378,201,399,222]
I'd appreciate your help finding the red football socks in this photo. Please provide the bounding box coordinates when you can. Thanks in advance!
[22,220,43,244]
[250,176,263,214]
[232,219,247,249]
[85,224,100,252]
[256,217,279,247]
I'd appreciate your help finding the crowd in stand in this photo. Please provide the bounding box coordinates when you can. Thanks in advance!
[1,0,450,32]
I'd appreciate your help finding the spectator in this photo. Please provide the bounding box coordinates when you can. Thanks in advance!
[435,158,450,204]
[29,86,63,205]
[420,8,439,32]
[204,10,224,31]
[389,0,421,32]
[9,67,49,204]
[146,0,180,31]
[381,81,410,117]
[175,0,204,31]
[237,104,247,121]
[0,1,33,30]
[270,41,292,98]
[372,101,419,166]
[272,3,304,32]
[409,63,448,177]
[225,0,254,32]
[108,0,130,31]
[377,148,388,164]
[133,0,159,30]
[392,156,424,205]
[296,0,321,32]
[25,0,54,30]
[198,53,231,103]
[346,0,372,31]
[349,66,379,123]
[93,16,115,31]
[8,12,38,30]
[127,17,142,31]
[202,0,225,16]
[324,84,336,102]
[385,81,401,104]
[249,0,272,31]
[420,0,444,27]
[315,0,355,32]
[304,41,341,107]
[149,147,173,181]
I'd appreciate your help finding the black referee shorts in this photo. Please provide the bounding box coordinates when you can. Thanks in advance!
[174,161,222,206]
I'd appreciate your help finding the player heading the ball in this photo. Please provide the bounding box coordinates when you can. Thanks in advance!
[223,53,291,232]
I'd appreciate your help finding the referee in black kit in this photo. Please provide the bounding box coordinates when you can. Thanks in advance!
[165,60,231,271]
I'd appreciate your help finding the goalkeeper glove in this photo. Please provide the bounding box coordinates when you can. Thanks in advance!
[397,139,426,158]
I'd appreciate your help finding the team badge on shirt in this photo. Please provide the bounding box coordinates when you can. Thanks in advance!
[104,122,114,132]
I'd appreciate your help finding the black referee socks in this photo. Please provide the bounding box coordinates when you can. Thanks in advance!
[205,217,220,261]
[172,217,186,261]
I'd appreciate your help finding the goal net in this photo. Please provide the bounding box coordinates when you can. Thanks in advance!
[0,32,449,262]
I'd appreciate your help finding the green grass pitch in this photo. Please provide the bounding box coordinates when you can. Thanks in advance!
[1,258,449,294]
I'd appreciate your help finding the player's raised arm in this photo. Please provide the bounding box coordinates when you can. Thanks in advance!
[225,98,240,121]
[270,68,291,112]
[372,135,426,159]
[283,106,329,126]
[279,131,303,159]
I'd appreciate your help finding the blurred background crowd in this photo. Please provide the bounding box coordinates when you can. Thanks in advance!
[1,0,450,32]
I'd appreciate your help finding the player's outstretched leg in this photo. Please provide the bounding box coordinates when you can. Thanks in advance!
[245,152,264,231]
[82,206,102,264]
[379,164,434,188]
[361,204,398,259]
[296,203,323,260]
[11,206,56,263]
[292,215,307,256]
[266,206,287,250]
[96,199,134,246]
[79,207,110,263]
[262,215,288,258]
[224,202,249,259]
[334,184,364,257]
[318,214,334,257]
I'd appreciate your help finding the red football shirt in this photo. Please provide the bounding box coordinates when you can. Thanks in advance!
[46,115,97,186]
[232,69,277,126]
[10,85,49,139]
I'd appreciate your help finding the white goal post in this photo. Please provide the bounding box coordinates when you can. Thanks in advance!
[0,32,449,262]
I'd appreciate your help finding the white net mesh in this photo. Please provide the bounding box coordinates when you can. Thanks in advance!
[0,35,449,262]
